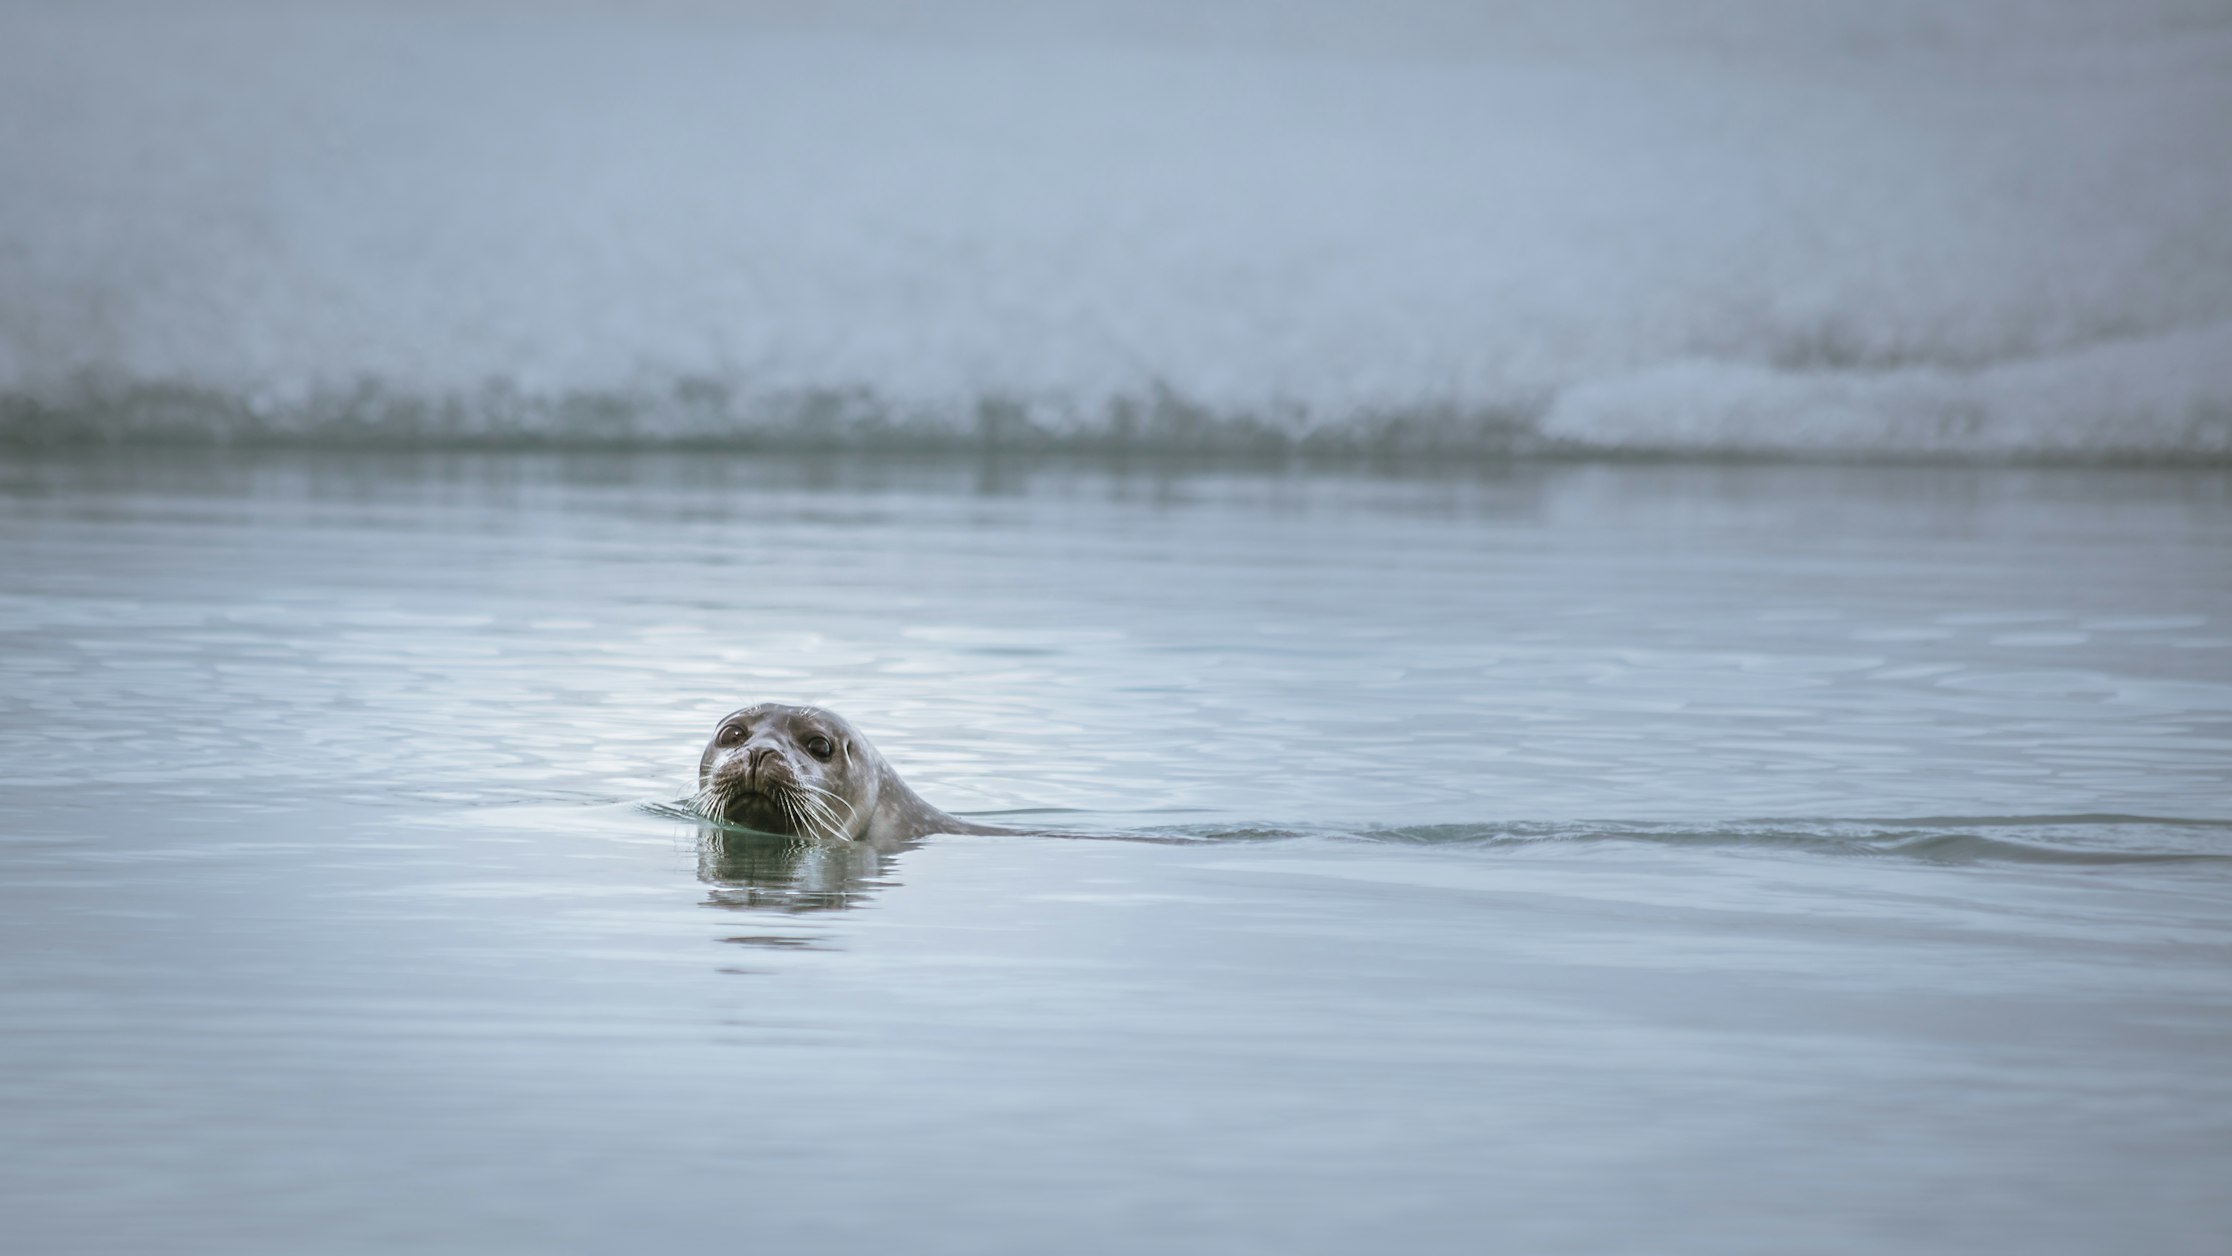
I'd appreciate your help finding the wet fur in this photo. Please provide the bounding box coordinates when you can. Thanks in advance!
[693,704,1014,843]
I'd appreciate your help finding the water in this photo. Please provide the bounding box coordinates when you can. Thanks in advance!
[2,452,2228,1253]
[5,1,2230,458]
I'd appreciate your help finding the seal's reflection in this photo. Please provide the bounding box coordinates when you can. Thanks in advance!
[695,825,916,914]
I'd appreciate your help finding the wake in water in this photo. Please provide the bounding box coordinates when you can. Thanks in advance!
[1342,816,2232,865]
[648,801,2232,867]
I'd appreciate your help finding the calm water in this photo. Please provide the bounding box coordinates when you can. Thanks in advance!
[3,453,2229,1254]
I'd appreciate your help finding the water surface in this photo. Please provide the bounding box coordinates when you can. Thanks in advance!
[2,454,2228,1254]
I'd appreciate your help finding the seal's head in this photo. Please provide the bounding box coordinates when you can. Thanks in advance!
[694,704,880,842]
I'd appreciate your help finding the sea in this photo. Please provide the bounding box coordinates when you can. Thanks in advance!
[2,4,2230,1254]
[3,453,2227,1253]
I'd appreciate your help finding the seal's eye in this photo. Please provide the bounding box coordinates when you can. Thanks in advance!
[717,724,746,746]
[803,735,834,760]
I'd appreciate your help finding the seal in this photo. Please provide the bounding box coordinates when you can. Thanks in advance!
[692,703,1013,843]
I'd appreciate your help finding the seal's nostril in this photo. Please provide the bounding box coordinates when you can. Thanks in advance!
[745,745,778,789]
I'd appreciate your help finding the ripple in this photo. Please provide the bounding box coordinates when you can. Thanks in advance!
[1322,816,2232,865]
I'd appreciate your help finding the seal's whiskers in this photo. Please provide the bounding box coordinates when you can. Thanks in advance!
[692,703,1009,843]
[790,785,848,834]
[786,785,845,842]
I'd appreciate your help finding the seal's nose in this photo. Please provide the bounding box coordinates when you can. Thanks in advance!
[746,744,780,787]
